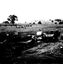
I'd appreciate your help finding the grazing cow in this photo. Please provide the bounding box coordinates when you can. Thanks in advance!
[42,30,60,42]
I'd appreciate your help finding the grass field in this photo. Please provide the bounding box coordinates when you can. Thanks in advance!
[0,23,63,36]
[0,23,63,64]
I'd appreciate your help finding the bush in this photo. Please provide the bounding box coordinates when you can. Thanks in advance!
[38,21,42,24]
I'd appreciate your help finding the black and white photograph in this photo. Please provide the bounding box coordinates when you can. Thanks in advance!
[0,0,63,64]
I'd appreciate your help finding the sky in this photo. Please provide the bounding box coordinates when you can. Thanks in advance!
[0,0,63,23]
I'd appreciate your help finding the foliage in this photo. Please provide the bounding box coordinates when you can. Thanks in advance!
[7,15,18,24]
[38,21,42,24]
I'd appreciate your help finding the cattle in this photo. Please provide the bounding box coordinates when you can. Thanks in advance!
[35,30,60,42]
[42,30,60,42]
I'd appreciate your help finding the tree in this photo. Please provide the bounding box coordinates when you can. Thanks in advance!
[7,15,18,24]
[49,19,54,23]
[33,22,35,24]
[38,21,42,24]
[55,22,57,24]
[3,21,9,24]
[55,19,61,22]
[59,21,63,24]
[51,20,54,23]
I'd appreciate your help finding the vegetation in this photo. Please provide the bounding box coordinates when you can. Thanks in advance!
[3,21,9,24]
[55,19,61,22]
[0,16,63,64]
[7,15,18,24]
[59,21,63,24]
[33,22,35,24]
[38,21,42,24]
